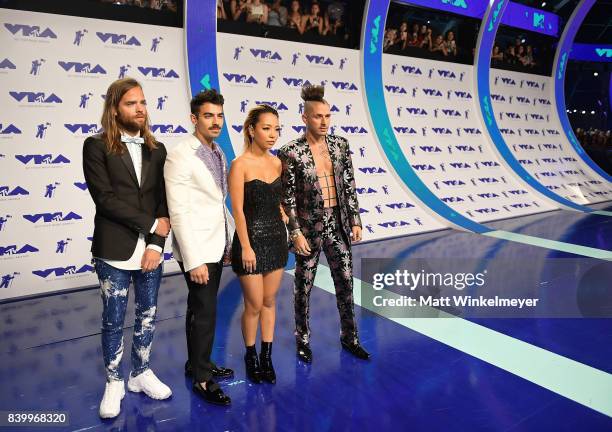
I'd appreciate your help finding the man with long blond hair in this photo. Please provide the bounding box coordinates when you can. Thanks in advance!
[83,77,172,419]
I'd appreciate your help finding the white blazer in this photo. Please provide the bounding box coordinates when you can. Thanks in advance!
[164,135,234,272]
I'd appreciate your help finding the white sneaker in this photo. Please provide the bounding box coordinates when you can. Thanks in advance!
[127,369,172,400]
[99,380,125,419]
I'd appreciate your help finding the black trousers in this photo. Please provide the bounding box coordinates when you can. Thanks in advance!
[178,261,222,383]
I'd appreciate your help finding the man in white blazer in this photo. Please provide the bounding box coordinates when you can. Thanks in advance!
[164,89,233,406]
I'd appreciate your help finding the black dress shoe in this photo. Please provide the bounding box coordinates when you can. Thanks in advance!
[259,342,276,384]
[193,380,231,406]
[245,347,263,383]
[211,365,234,379]
[341,339,371,360]
[296,341,312,363]
[185,362,234,380]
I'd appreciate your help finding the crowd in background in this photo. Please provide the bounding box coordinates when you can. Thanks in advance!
[383,21,458,59]
[99,0,178,11]
[576,128,612,175]
[492,37,537,69]
[218,0,350,41]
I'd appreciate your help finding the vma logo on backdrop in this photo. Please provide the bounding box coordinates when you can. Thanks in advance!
[23,212,82,224]
[441,0,468,10]
[15,154,70,166]
[401,65,422,76]
[331,81,358,92]
[255,101,288,111]
[250,48,282,61]
[223,73,258,85]
[283,77,313,88]
[65,123,102,134]
[58,61,107,75]
[0,58,16,70]
[0,123,21,135]
[385,85,407,94]
[305,54,334,66]
[32,264,94,279]
[0,186,29,197]
[4,23,57,39]
[138,66,179,78]
[0,244,38,257]
[150,124,188,134]
[96,32,140,46]
[9,91,62,104]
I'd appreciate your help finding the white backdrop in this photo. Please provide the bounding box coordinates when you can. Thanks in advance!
[0,9,190,299]
[490,69,612,204]
[383,54,557,221]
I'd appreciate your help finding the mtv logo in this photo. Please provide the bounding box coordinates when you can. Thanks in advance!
[58,61,106,74]
[356,187,377,195]
[96,32,140,46]
[422,88,443,97]
[23,211,82,223]
[64,123,101,134]
[533,13,545,29]
[411,164,436,171]
[4,23,57,38]
[32,264,94,278]
[341,126,368,134]
[283,77,312,87]
[401,65,422,75]
[385,85,407,94]
[255,101,288,111]
[437,69,457,79]
[419,146,442,153]
[595,48,612,58]
[305,55,333,65]
[385,202,414,209]
[442,0,467,9]
[394,127,417,135]
[406,107,427,116]
[441,196,464,203]
[250,48,282,61]
[0,123,21,134]
[450,162,471,169]
[0,244,39,256]
[9,92,62,104]
[138,67,179,78]
[358,167,386,174]
[0,186,29,196]
[223,73,257,85]
[331,81,358,91]
[454,91,472,99]
[0,58,16,69]
[151,124,188,134]
[15,154,70,165]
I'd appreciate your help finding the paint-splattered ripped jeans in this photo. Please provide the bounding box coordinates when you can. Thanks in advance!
[94,259,162,382]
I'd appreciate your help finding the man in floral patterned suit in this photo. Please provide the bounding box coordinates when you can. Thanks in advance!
[278,85,370,363]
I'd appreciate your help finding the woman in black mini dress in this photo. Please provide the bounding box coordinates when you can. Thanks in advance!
[228,105,288,384]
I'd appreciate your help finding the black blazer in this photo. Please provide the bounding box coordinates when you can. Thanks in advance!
[82,134,168,261]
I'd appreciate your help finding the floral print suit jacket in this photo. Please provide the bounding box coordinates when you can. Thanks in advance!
[277,134,362,248]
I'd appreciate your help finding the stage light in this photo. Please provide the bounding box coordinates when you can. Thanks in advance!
[581,110,586,114]
[541,2,546,6]
[573,109,577,113]
[591,110,595,114]
[593,72,598,76]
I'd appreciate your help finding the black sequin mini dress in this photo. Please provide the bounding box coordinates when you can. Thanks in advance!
[231,177,288,275]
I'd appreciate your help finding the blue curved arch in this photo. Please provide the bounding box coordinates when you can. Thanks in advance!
[360,0,489,234]
[184,0,236,163]
[474,0,592,212]
[552,0,612,183]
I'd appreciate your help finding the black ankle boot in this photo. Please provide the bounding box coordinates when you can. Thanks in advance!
[244,345,263,384]
[259,342,276,384]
